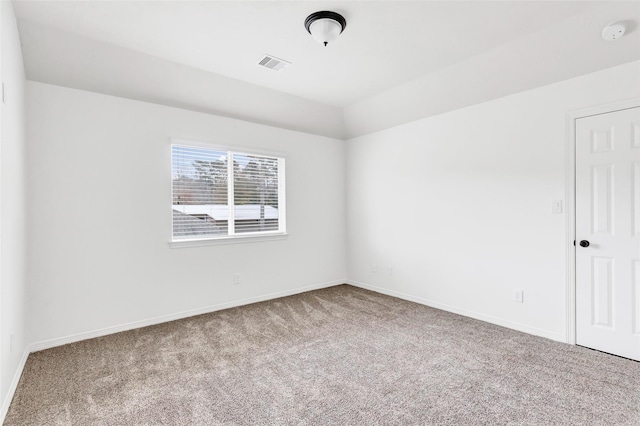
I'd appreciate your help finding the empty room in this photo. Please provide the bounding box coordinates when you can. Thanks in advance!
[1,0,639,424]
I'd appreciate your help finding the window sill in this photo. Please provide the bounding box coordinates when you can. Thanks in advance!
[169,233,288,249]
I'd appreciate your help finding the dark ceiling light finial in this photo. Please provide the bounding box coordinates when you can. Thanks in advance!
[304,11,347,47]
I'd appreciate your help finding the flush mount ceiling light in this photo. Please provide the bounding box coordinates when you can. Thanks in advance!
[602,22,626,41]
[304,11,347,47]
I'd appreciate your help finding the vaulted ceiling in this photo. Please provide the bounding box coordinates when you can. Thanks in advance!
[12,1,640,138]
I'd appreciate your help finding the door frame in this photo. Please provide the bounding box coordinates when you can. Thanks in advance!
[565,97,640,345]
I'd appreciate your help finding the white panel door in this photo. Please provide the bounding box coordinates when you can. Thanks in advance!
[576,106,640,361]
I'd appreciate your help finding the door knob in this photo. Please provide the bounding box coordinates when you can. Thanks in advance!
[579,240,590,247]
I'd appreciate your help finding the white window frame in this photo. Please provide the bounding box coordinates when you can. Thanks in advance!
[170,140,287,248]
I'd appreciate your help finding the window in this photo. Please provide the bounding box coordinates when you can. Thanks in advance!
[171,144,286,242]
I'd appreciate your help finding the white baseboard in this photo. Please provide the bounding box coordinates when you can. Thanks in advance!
[346,279,565,342]
[30,279,346,353]
[0,347,30,423]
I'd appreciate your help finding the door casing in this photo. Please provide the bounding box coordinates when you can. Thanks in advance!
[565,97,640,345]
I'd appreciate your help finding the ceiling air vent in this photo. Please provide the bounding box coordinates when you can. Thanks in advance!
[258,55,291,71]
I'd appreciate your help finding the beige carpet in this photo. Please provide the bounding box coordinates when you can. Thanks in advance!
[5,285,640,425]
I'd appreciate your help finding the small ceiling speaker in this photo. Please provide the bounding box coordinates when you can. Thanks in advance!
[602,22,626,41]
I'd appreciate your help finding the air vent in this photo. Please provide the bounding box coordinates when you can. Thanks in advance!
[258,55,291,71]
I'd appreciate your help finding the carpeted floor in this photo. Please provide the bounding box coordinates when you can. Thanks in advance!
[5,285,640,425]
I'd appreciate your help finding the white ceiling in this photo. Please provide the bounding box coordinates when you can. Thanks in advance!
[11,1,640,137]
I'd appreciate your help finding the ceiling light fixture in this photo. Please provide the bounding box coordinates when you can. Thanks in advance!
[304,11,347,47]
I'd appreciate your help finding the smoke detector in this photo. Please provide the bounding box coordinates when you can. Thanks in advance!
[258,55,291,71]
[602,22,626,41]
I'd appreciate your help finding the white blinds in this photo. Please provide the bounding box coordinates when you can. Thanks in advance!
[172,144,285,240]
[233,155,279,234]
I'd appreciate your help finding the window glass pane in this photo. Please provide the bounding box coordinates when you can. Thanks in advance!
[171,145,284,241]
[172,146,228,239]
[233,154,279,233]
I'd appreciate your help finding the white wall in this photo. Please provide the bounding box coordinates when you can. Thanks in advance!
[347,60,640,342]
[27,81,346,346]
[18,21,346,140]
[0,0,28,417]
[24,59,640,348]
[343,1,640,139]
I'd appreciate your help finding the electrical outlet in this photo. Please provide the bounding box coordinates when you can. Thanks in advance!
[234,273,241,285]
[372,264,377,273]
[551,200,563,214]
[513,289,524,303]
[387,266,393,277]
